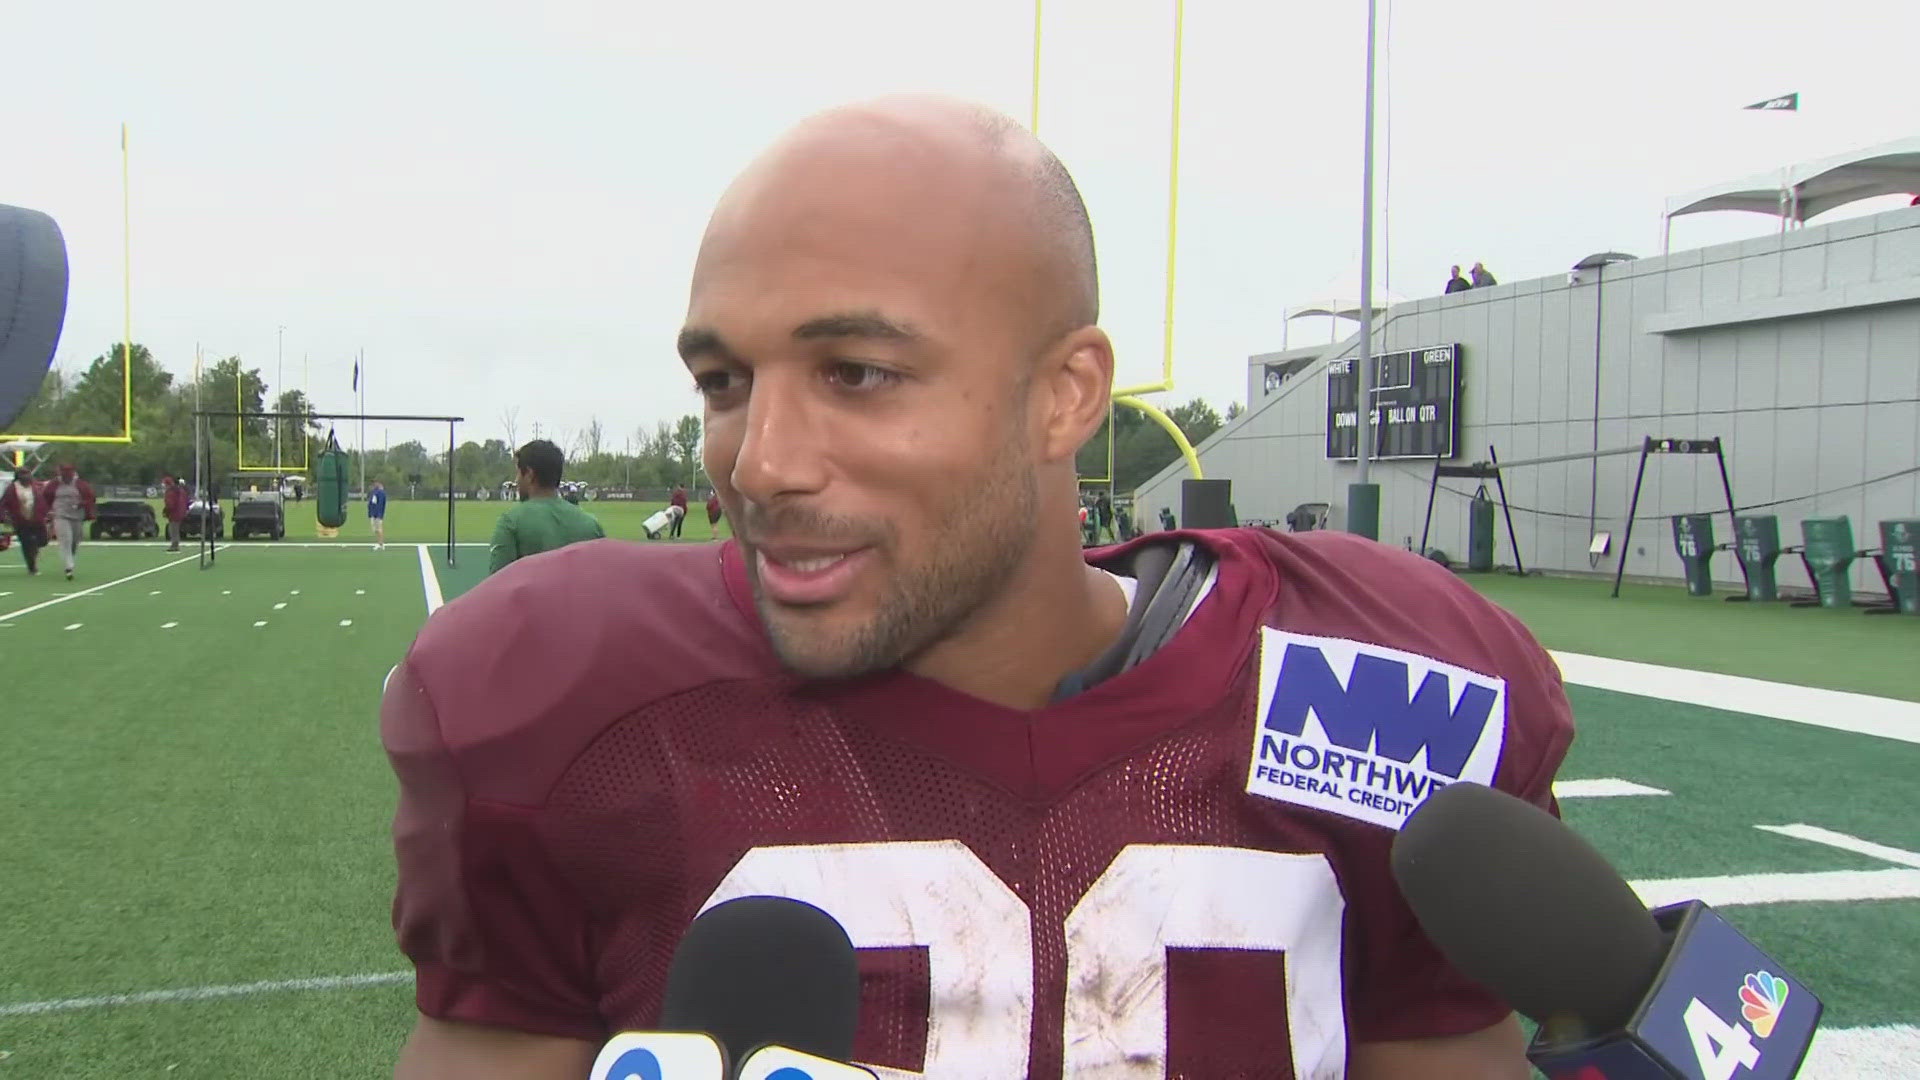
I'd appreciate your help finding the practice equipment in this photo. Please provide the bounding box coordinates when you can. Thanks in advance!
[1392,783,1822,1079]
[643,504,684,540]
[591,895,869,1079]
[0,205,68,432]
[316,433,349,528]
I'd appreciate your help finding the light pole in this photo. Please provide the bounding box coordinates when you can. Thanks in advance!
[1347,0,1382,540]
[275,326,286,478]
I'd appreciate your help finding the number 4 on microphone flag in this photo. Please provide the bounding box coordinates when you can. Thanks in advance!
[589,1031,728,1080]
[1743,93,1799,111]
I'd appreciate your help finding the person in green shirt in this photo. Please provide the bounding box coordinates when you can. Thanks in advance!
[488,439,606,575]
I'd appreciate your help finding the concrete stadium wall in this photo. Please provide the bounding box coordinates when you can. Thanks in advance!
[1135,203,1920,591]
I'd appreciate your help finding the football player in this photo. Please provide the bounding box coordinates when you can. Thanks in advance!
[383,95,1573,1078]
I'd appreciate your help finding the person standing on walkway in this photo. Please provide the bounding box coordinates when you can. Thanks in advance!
[1,468,48,575]
[45,463,95,581]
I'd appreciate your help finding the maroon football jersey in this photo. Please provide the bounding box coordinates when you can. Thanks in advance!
[383,528,1574,1078]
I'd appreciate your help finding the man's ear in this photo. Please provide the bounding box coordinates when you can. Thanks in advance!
[1033,326,1115,465]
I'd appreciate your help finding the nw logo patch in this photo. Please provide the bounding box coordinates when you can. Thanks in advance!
[1245,629,1506,829]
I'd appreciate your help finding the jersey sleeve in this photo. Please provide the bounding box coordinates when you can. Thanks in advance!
[381,657,605,1041]
[487,512,517,574]
[1341,591,1574,1045]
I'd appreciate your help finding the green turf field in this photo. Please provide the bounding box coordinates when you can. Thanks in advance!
[0,536,1913,1076]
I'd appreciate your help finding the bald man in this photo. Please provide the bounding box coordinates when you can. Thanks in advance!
[383,95,1570,1079]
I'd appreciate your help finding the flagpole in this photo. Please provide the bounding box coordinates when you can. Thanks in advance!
[358,349,367,495]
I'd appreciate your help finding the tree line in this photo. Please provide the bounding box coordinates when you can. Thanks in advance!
[9,343,1236,497]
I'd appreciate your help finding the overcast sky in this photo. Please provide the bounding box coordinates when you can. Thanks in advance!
[6,0,1916,454]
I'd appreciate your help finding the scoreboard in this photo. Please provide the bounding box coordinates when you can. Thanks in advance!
[1325,343,1461,460]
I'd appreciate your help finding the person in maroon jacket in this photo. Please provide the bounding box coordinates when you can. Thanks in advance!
[0,468,49,575]
[162,475,190,552]
[668,484,689,538]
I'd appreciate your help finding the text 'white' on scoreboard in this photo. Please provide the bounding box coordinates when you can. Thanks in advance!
[1324,344,1461,461]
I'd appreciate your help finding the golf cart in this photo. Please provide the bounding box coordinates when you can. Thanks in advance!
[92,500,159,539]
[230,473,286,541]
[181,498,224,540]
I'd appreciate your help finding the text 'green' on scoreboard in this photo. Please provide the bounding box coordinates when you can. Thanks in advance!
[1324,343,1462,461]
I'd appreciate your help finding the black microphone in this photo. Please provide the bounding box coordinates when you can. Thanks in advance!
[591,895,872,1080]
[1392,783,1823,1080]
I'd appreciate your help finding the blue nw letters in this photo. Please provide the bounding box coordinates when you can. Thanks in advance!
[1265,644,1498,776]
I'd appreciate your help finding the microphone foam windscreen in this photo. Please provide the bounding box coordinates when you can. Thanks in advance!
[1390,782,1666,1032]
[0,205,68,432]
[660,895,860,1065]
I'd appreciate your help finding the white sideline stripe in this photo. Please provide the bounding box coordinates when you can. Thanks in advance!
[417,544,444,614]
[1631,867,1920,908]
[1550,650,1920,745]
[0,553,196,624]
[1757,824,1920,869]
[1553,778,1671,798]
[1800,1024,1920,1080]
[0,971,413,1017]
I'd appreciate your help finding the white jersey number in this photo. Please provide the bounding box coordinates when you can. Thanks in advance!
[701,841,1347,1079]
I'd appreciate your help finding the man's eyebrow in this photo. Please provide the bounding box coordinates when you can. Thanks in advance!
[677,326,729,362]
[792,312,923,342]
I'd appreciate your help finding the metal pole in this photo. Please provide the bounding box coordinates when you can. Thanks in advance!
[275,326,285,477]
[358,348,367,497]
[1354,0,1378,486]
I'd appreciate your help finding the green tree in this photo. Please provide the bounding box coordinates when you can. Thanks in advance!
[1079,397,1227,494]
[672,414,702,486]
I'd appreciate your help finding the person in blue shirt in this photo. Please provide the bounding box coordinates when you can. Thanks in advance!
[367,480,388,550]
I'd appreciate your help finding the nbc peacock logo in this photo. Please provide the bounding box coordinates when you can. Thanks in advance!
[1740,970,1790,1038]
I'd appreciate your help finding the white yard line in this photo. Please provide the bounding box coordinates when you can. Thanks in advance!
[1756,824,1920,870]
[0,971,413,1017]
[0,554,196,624]
[1550,650,1920,745]
[1553,778,1672,799]
[1631,867,1920,908]
[417,544,444,614]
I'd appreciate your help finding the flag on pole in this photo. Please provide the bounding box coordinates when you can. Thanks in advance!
[1744,93,1799,111]
[352,359,360,392]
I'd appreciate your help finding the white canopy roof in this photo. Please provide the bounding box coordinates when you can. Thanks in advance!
[1284,270,1408,321]
[1666,135,1920,224]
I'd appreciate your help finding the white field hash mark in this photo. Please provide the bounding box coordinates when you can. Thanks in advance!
[1553,778,1671,799]
[252,621,267,628]
[339,619,352,627]
[63,623,81,631]
[161,622,178,629]
[273,602,287,610]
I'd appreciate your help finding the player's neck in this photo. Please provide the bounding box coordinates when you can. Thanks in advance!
[904,533,1128,712]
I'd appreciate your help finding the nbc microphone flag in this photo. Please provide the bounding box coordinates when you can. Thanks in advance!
[1744,92,1799,111]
